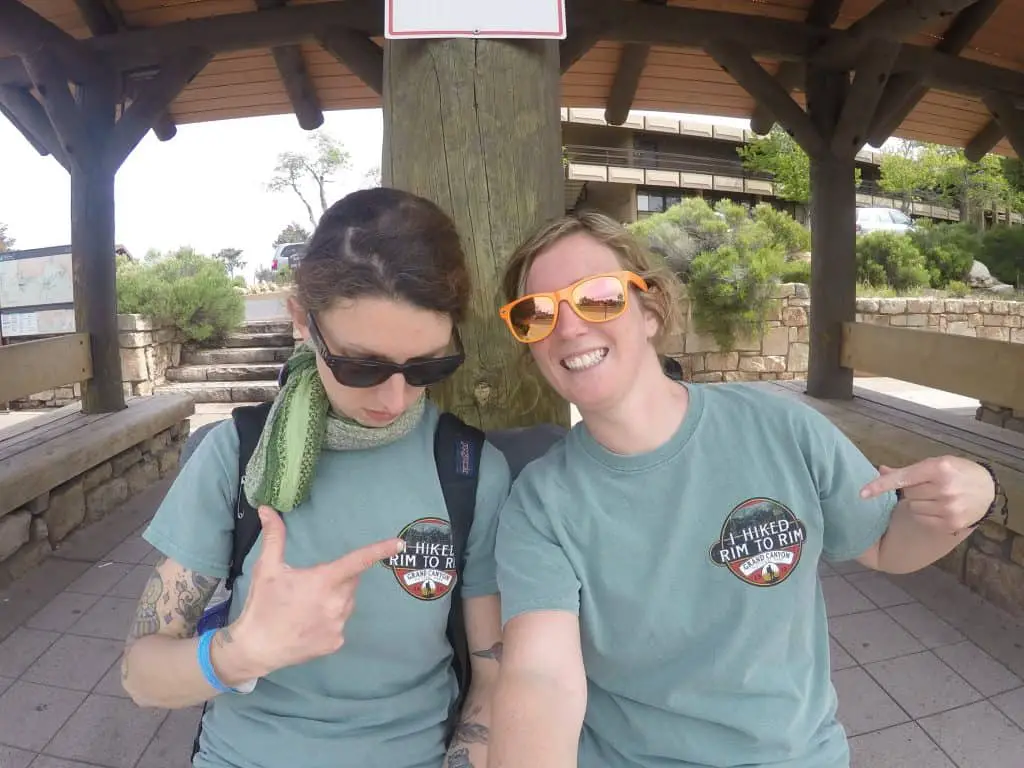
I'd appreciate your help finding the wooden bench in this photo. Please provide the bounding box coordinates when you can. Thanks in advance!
[0,394,195,518]
[755,380,1024,536]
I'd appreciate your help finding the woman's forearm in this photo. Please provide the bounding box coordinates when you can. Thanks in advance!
[445,684,495,768]
[873,499,971,574]
[122,626,263,709]
[488,671,584,768]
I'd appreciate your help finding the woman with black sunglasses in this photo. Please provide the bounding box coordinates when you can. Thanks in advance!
[120,188,511,768]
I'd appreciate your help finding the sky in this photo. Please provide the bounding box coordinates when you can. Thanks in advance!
[0,106,747,282]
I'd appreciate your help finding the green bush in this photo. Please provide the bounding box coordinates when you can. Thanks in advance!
[980,226,1024,287]
[117,247,245,344]
[907,221,981,288]
[856,232,930,291]
[779,260,811,284]
[946,280,970,298]
[753,203,811,255]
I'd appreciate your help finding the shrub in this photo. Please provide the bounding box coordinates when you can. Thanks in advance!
[946,280,970,298]
[980,226,1024,287]
[908,221,981,288]
[779,260,811,284]
[753,203,811,255]
[856,232,930,291]
[117,247,245,344]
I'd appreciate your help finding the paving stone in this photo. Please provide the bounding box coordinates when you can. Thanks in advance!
[64,562,134,596]
[918,700,1024,768]
[66,596,138,641]
[0,681,86,751]
[30,757,100,768]
[885,602,965,649]
[934,641,1023,698]
[108,564,154,599]
[849,722,955,768]
[832,666,910,737]
[821,577,875,617]
[865,651,982,718]
[0,745,35,768]
[829,636,857,671]
[845,572,915,608]
[0,675,13,696]
[91,656,128,699]
[21,635,123,692]
[43,693,167,768]
[135,707,203,768]
[829,609,926,664]
[991,686,1024,729]
[0,627,61,678]
[818,560,835,578]
[24,593,100,633]
[829,559,870,576]
[103,537,155,565]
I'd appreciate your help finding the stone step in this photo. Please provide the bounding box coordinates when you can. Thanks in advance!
[242,320,293,336]
[165,363,282,383]
[222,332,294,348]
[154,381,279,404]
[181,346,293,365]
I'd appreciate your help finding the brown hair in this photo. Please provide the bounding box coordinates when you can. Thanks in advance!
[295,187,470,323]
[501,211,685,349]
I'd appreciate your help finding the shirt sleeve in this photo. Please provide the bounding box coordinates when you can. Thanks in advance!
[460,441,512,599]
[142,419,240,579]
[495,467,581,626]
[806,409,898,563]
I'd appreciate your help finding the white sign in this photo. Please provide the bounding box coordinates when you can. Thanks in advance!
[1,308,76,338]
[385,0,567,39]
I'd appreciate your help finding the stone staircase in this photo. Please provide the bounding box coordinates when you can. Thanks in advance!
[156,320,294,403]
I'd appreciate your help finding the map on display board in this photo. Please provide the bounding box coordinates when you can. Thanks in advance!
[0,246,76,338]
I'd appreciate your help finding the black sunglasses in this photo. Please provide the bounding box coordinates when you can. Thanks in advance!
[305,312,465,389]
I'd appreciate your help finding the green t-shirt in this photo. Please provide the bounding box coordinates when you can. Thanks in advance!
[495,383,896,768]
[143,402,511,768]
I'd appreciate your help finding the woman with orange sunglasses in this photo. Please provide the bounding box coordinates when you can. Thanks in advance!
[487,211,1003,768]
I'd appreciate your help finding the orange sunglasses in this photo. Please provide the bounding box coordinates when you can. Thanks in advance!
[499,270,649,344]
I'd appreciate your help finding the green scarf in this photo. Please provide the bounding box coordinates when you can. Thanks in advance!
[242,341,426,512]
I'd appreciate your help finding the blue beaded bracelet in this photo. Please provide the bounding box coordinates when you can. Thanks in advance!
[197,629,234,694]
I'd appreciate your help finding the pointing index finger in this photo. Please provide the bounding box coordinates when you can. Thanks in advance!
[322,538,407,582]
[859,462,929,499]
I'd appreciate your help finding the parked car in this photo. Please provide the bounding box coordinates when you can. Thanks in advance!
[855,207,916,235]
[271,241,307,272]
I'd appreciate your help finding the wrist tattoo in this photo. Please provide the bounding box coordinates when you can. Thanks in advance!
[446,746,473,768]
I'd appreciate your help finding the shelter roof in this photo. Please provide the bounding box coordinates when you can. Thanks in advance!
[2,0,1023,158]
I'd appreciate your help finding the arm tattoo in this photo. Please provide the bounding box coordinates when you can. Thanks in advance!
[450,702,489,746]
[471,642,502,663]
[446,747,473,768]
[126,559,165,644]
[173,570,219,634]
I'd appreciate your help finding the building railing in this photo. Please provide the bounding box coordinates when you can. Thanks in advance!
[564,144,771,181]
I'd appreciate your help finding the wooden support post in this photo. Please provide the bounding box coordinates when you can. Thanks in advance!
[806,68,856,400]
[383,38,569,430]
[73,74,126,413]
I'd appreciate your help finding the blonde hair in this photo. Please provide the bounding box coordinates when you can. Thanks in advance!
[501,211,685,351]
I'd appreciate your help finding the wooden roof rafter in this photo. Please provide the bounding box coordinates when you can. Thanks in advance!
[256,0,324,131]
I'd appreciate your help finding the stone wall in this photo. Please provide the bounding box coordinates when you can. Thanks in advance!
[6,314,182,409]
[936,521,1024,619]
[666,283,811,383]
[854,296,1024,342]
[0,421,190,585]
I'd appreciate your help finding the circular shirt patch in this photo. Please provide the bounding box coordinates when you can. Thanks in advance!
[709,498,807,587]
[382,517,458,601]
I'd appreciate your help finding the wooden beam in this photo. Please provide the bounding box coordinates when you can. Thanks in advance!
[964,118,1004,162]
[21,54,92,173]
[108,48,212,170]
[840,322,1024,411]
[317,27,383,95]
[560,23,607,74]
[831,40,901,157]
[0,85,69,168]
[706,39,828,158]
[983,92,1024,158]
[257,0,323,131]
[807,67,856,400]
[812,0,980,70]
[749,0,842,135]
[605,44,650,126]
[865,0,1001,147]
[0,334,92,404]
[0,0,105,83]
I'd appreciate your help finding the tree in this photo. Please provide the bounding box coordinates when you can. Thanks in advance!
[267,131,351,228]
[273,222,310,246]
[215,247,245,276]
[0,222,14,252]
[363,165,381,188]
[738,127,811,204]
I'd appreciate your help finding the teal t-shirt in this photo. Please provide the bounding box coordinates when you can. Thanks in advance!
[495,383,897,768]
[143,402,511,768]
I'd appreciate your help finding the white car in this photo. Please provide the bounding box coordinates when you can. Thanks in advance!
[271,241,306,272]
[855,207,915,235]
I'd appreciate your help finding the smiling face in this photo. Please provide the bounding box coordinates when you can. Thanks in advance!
[522,232,661,412]
[290,294,455,427]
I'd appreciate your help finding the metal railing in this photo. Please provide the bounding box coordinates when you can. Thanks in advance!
[563,144,772,181]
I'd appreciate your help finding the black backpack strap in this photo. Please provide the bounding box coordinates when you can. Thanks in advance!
[227,402,274,591]
[434,412,485,741]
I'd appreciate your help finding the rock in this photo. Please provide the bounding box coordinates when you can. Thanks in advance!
[111,447,142,476]
[126,458,161,496]
[967,260,1014,293]
[85,477,129,522]
[0,511,32,561]
[43,482,86,545]
[965,549,1024,619]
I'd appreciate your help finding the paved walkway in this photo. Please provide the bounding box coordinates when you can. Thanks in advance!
[1,386,1022,768]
